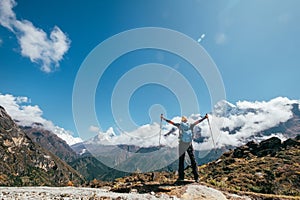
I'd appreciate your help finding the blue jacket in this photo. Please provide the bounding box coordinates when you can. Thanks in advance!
[179,122,193,143]
[164,116,207,143]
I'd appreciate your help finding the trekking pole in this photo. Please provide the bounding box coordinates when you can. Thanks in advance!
[207,115,217,152]
[159,114,163,146]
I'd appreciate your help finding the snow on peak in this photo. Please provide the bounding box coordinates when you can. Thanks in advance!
[95,127,116,142]
[85,97,300,150]
[213,100,236,117]
[0,93,82,146]
[107,127,116,137]
[86,122,179,148]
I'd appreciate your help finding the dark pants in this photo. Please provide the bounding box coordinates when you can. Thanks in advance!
[178,141,199,180]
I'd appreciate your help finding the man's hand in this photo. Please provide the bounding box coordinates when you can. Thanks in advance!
[205,114,208,119]
[160,114,165,120]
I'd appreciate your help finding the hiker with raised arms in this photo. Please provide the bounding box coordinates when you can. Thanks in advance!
[161,114,208,182]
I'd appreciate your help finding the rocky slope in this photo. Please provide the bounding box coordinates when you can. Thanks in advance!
[21,125,78,162]
[0,106,85,186]
[194,135,300,197]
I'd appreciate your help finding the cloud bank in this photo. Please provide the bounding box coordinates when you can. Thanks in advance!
[195,97,298,150]
[88,97,299,150]
[1,93,297,149]
[0,0,70,73]
[0,93,82,145]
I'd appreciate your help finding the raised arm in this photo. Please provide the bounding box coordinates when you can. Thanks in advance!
[161,115,180,128]
[192,114,208,127]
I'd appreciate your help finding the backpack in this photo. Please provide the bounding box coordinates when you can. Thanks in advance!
[179,122,193,143]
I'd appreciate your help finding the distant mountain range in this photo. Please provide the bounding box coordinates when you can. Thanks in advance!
[70,98,300,178]
[1,97,300,185]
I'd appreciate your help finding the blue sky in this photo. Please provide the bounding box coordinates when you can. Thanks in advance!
[1,0,300,140]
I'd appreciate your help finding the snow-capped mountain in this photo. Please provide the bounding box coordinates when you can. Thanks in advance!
[207,97,300,147]
[72,97,300,174]
[82,97,300,150]
[213,99,238,117]
[2,92,299,176]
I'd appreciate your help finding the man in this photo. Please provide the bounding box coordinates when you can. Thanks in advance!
[161,114,208,182]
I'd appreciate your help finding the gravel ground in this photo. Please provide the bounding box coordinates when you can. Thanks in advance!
[0,186,178,200]
[0,184,238,200]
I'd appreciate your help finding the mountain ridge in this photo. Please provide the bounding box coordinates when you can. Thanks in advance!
[70,98,300,178]
[0,106,85,186]
[1,102,299,199]
[2,97,300,186]
[21,125,78,162]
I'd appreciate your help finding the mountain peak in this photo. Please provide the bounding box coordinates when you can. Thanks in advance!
[213,100,236,117]
[94,127,116,143]
[106,127,116,137]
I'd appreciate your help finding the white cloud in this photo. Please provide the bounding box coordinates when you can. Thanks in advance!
[88,114,212,149]
[201,97,298,149]
[0,0,70,73]
[0,0,16,30]
[0,93,82,145]
[87,122,179,148]
[87,97,299,151]
[8,95,288,149]
[215,33,227,45]
[89,125,100,133]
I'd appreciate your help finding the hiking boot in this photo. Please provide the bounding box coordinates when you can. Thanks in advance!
[174,178,185,186]
[176,178,184,182]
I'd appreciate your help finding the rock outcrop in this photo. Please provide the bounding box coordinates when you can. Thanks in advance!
[232,136,299,158]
